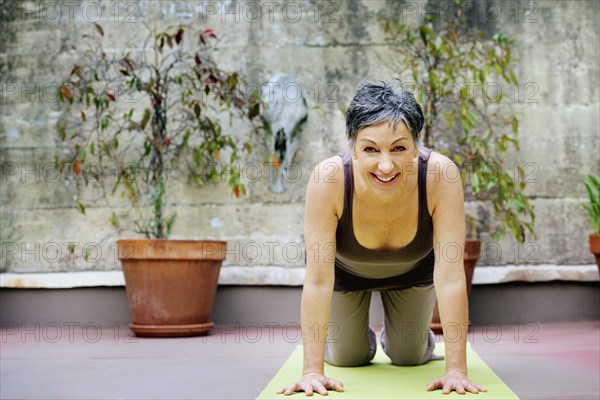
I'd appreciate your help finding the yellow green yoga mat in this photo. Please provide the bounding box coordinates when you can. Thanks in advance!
[257,343,519,399]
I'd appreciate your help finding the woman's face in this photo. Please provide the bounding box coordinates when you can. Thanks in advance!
[352,120,418,197]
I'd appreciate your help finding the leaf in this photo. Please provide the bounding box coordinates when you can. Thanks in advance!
[408,31,416,44]
[58,125,66,141]
[166,212,177,235]
[429,70,438,88]
[111,212,120,228]
[70,65,80,77]
[73,158,81,176]
[516,195,525,212]
[62,84,73,101]
[140,109,151,130]
[76,203,86,214]
[54,157,64,173]
[472,173,480,194]
[419,24,432,44]
[81,111,86,122]
[207,74,218,84]
[248,102,260,119]
[201,28,217,39]
[95,23,104,36]
[112,175,121,195]
[512,118,519,135]
[175,28,184,44]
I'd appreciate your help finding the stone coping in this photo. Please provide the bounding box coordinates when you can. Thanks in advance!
[0,265,598,289]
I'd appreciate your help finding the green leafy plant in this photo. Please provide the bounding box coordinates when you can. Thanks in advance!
[383,1,535,242]
[57,24,261,239]
[582,174,600,234]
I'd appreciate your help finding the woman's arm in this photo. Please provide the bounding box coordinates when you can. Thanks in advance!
[278,158,344,396]
[427,154,487,395]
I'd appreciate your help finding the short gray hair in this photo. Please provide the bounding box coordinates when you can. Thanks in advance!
[345,79,426,155]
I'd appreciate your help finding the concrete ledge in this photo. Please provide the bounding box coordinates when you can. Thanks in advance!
[0,267,304,288]
[1,282,598,327]
[1,265,598,288]
[473,264,599,284]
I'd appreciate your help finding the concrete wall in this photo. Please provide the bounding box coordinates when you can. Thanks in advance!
[1,0,599,278]
[1,283,599,327]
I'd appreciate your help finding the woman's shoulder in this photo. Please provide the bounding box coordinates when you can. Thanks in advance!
[426,149,453,164]
[309,154,346,189]
[425,150,463,204]
[305,155,345,217]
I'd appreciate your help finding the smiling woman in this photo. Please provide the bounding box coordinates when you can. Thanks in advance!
[353,122,418,195]
[278,80,487,397]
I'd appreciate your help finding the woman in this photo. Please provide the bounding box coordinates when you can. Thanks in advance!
[278,80,487,396]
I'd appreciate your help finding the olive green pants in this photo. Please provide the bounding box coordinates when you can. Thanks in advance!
[325,285,437,367]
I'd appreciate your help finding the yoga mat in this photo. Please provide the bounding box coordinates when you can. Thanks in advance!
[257,343,519,399]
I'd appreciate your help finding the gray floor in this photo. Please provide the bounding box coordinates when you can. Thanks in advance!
[1,321,598,400]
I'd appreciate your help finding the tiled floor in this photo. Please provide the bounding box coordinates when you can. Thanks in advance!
[1,321,598,399]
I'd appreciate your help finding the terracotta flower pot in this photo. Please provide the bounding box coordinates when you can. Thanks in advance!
[589,233,600,274]
[117,239,226,337]
[431,239,481,335]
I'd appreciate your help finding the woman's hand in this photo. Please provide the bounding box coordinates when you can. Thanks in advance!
[426,371,487,395]
[277,372,344,396]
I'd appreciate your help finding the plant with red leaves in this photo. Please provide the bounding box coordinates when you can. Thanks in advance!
[57,24,262,239]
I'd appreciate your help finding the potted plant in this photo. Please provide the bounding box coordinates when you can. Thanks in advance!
[582,174,600,272]
[56,23,261,337]
[382,2,535,333]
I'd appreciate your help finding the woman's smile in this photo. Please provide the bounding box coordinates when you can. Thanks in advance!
[371,172,400,184]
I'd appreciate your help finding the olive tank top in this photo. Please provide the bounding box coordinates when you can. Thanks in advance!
[333,149,435,292]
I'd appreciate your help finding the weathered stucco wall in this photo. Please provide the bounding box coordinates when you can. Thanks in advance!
[1,0,598,277]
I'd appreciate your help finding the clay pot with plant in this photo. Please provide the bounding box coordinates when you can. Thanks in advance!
[582,174,600,273]
[57,23,261,337]
[383,1,535,334]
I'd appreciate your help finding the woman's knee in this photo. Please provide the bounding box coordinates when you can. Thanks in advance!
[326,350,374,367]
[325,328,376,367]
[381,328,430,366]
[386,350,425,366]
[325,342,376,367]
